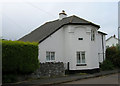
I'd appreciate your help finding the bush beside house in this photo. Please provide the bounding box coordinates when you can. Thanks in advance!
[100,60,114,71]
[106,45,120,68]
[2,40,39,83]
[100,45,120,71]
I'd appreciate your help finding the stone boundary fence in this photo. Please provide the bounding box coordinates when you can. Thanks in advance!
[30,62,65,79]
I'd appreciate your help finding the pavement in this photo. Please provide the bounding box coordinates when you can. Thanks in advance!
[2,69,119,86]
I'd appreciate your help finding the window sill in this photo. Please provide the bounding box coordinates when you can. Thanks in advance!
[46,60,55,62]
[76,64,87,66]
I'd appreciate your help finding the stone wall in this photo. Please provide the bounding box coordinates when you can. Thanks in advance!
[30,62,65,79]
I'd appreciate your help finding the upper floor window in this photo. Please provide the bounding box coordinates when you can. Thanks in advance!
[91,30,95,41]
[46,51,55,61]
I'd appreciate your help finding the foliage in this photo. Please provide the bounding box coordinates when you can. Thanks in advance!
[2,40,39,83]
[100,60,114,71]
[2,74,17,83]
[106,46,117,61]
[112,51,120,67]
[106,46,120,68]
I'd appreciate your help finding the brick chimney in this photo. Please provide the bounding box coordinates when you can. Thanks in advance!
[59,10,67,20]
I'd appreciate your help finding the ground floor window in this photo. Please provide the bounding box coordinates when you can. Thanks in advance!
[46,51,55,61]
[76,51,86,64]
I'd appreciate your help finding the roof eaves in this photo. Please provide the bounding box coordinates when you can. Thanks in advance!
[98,31,107,35]
[106,35,119,41]
[89,23,100,28]
[73,15,100,28]
[106,36,113,41]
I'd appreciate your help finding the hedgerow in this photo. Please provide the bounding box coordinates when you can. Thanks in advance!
[106,45,120,68]
[2,40,39,83]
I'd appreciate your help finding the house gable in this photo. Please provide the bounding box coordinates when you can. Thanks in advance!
[19,15,100,43]
[106,35,118,47]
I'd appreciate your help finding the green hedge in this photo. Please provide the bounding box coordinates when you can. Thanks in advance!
[2,40,39,74]
[106,45,120,68]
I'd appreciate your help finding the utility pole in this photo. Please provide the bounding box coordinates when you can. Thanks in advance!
[118,27,120,45]
[118,2,120,50]
[118,27,120,50]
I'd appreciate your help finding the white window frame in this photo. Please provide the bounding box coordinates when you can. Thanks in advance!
[46,51,55,61]
[91,30,95,41]
[76,51,86,64]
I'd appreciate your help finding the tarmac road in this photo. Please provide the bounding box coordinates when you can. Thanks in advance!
[2,70,119,86]
[63,73,119,84]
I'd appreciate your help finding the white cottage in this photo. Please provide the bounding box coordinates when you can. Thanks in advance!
[106,35,118,48]
[19,11,107,71]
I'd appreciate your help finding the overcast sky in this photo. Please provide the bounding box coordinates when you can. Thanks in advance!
[2,0,119,40]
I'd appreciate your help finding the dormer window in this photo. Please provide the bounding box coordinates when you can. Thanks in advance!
[91,30,95,41]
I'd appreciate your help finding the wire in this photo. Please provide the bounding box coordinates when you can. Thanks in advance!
[3,13,25,30]
[23,0,56,18]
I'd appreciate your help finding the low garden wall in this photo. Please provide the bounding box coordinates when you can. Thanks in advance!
[30,62,65,78]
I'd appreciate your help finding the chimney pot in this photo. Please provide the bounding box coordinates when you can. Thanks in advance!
[113,35,116,38]
[59,10,67,20]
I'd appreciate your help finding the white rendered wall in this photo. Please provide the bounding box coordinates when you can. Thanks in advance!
[38,27,65,63]
[97,33,106,63]
[89,26,99,69]
[106,37,118,47]
[38,25,100,70]
[64,25,99,70]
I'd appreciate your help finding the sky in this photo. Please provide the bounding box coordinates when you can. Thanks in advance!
[2,0,119,40]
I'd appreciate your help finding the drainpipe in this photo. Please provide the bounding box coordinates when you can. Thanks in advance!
[101,35,104,61]
[67,62,69,71]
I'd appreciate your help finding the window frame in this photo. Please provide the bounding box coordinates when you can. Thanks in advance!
[76,51,86,65]
[46,51,55,61]
[91,30,95,41]
[78,38,83,40]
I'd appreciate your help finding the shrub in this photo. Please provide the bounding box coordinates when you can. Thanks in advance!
[112,51,120,67]
[2,74,17,83]
[106,46,120,68]
[100,60,114,71]
[106,46,118,61]
[2,40,39,83]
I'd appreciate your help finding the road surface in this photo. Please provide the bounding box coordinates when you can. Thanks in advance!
[63,73,119,84]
